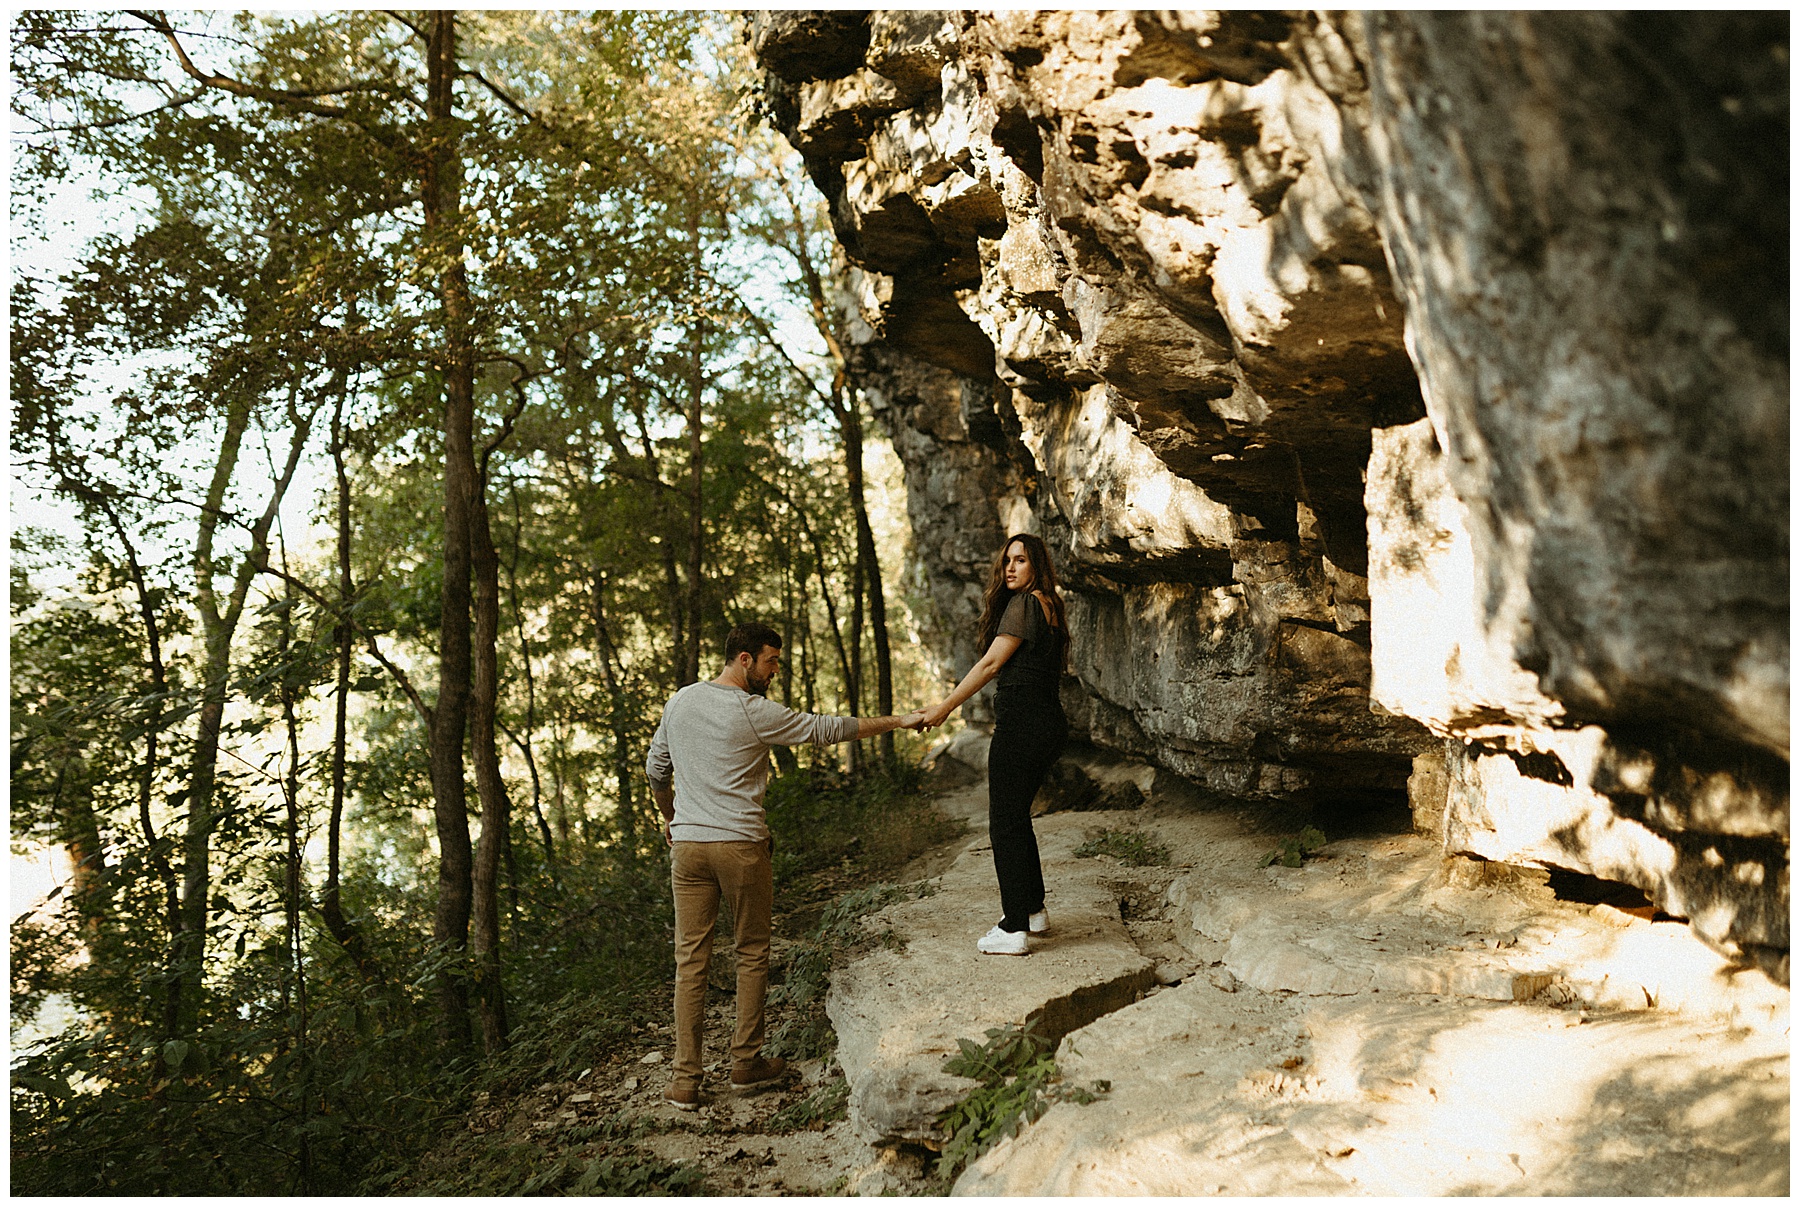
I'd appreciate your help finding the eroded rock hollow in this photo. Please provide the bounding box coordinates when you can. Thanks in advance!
[751,11,1788,979]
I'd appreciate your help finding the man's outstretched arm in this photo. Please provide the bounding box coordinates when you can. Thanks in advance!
[854,711,927,739]
[744,695,925,745]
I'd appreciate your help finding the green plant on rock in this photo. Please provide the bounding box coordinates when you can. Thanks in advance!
[933,1022,1109,1188]
[1258,825,1329,868]
[1072,828,1172,867]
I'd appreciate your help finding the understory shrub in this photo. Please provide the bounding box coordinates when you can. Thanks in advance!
[768,879,936,1060]
[767,1072,850,1133]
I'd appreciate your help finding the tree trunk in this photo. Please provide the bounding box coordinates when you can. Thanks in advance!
[469,483,511,1052]
[550,717,572,849]
[94,497,181,1027]
[172,392,251,1036]
[683,194,705,686]
[322,376,372,974]
[590,570,639,846]
[423,8,475,1053]
[848,524,864,775]
[800,590,817,714]
[276,557,313,1189]
[626,394,687,691]
[175,387,312,1035]
[772,547,798,774]
[842,405,895,764]
[664,540,687,688]
[794,501,854,713]
[502,491,555,871]
[780,548,795,705]
[772,186,893,759]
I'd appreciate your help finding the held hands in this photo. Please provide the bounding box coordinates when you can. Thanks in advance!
[893,701,952,732]
[916,701,954,732]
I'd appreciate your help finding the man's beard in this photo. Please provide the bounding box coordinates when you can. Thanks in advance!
[747,669,773,695]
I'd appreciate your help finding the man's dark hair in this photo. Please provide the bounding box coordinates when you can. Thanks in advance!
[724,622,783,663]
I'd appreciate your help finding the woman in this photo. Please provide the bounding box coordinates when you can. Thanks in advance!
[921,533,1069,955]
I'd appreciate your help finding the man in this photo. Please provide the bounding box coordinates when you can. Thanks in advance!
[646,621,924,1110]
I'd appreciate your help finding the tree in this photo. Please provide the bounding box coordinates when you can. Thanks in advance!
[734,153,900,761]
[10,10,935,1192]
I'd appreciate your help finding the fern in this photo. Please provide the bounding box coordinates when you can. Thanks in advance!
[933,1022,1108,1188]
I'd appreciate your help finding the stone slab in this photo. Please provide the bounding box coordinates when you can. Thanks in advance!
[1168,832,1790,1025]
[825,784,1154,1146]
[956,912,1788,1196]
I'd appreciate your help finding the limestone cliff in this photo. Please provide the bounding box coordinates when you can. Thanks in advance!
[750,11,1788,979]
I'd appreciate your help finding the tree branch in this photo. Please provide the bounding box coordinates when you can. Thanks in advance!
[22,450,249,534]
[722,280,840,418]
[126,9,414,155]
[776,169,851,362]
[460,67,540,127]
[479,355,536,477]
[257,562,434,727]
[380,9,428,43]
[32,88,207,134]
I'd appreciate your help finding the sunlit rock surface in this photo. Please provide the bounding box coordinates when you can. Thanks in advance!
[750,11,1787,977]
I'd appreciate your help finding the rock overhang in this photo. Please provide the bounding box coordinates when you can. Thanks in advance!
[750,9,1788,977]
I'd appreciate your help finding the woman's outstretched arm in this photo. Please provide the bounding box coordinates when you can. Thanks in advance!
[922,634,1022,729]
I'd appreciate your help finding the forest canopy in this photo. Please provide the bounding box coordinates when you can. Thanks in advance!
[10,10,942,1192]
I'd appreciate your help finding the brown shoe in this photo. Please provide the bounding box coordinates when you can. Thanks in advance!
[729,1055,788,1088]
[664,1081,699,1111]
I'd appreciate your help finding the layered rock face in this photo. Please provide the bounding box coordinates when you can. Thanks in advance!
[750,12,1788,977]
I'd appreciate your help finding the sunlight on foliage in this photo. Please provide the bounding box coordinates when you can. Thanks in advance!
[10,7,948,1193]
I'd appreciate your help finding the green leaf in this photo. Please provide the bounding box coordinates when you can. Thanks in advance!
[13,1072,71,1099]
[161,1039,189,1075]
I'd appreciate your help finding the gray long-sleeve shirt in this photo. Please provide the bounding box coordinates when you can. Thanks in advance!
[645,681,860,842]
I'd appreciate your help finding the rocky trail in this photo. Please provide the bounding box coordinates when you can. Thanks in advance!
[454,748,1787,1195]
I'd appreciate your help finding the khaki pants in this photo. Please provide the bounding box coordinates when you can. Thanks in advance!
[670,839,772,1089]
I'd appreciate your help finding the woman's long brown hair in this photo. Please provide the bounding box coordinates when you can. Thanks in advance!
[976,533,1068,669]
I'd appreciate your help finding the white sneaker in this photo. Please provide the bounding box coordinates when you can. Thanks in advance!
[1028,910,1049,935]
[977,925,1030,956]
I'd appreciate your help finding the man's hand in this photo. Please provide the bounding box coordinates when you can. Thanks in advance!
[899,709,929,731]
[651,782,675,847]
